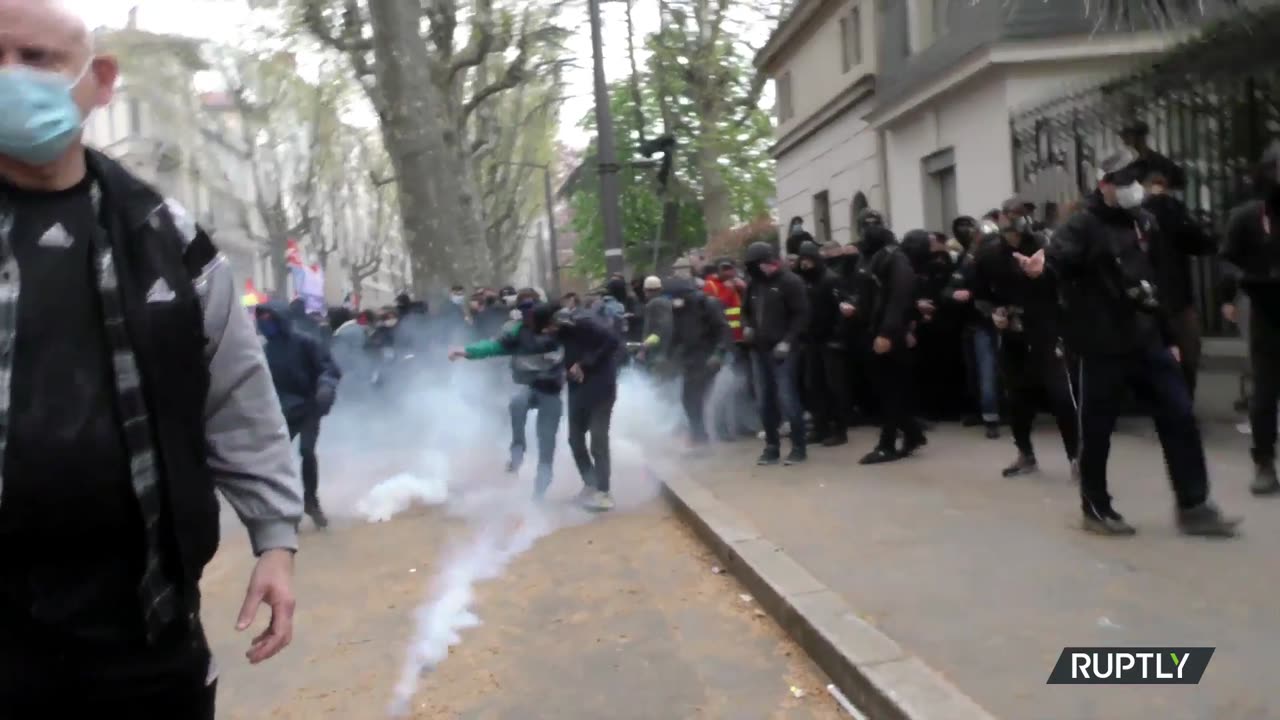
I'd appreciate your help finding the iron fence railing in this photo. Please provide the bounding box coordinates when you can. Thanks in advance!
[1010,7,1280,336]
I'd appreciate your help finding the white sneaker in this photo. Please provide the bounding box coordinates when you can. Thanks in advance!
[757,422,791,441]
[582,490,615,512]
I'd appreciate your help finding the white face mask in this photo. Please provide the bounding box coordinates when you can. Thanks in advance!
[672,298,686,309]
[1115,182,1146,210]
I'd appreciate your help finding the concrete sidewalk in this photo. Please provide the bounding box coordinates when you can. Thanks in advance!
[669,424,1280,720]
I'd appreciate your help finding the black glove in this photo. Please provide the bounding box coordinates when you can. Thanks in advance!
[316,384,336,415]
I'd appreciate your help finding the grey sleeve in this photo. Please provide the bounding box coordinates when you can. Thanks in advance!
[196,252,303,555]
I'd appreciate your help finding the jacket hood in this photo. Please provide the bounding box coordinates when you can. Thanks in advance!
[664,277,699,300]
[899,230,934,271]
[255,299,295,336]
[797,240,823,262]
[744,241,778,264]
[859,226,896,256]
[605,277,629,303]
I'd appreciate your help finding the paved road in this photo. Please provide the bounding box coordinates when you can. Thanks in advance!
[689,422,1280,720]
[203,495,845,719]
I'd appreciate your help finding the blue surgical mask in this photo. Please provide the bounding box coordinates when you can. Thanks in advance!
[0,62,93,166]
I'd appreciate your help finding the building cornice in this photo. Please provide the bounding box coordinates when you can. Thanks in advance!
[866,30,1188,130]
[754,0,838,73]
[769,73,876,159]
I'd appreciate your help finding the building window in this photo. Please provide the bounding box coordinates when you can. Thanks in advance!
[922,149,958,233]
[840,7,862,72]
[812,191,832,244]
[776,72,794,122]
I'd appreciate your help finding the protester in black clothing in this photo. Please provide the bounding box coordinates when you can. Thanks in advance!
[662,278,732,448]
[742,241,810,465]
[256,301,342,528]
[1221,140,1280,496]
[859,227,926,465]
[971,216,1079,478]
[910,231,967,420]
[1048,149,1237,537]
[0,9,301,713]
[785,216,815,260]
[821,240,871,422]
[1140,171,1217,398]
[796,241,854,446]
[530,305,621,512]
[944,215,1002,436]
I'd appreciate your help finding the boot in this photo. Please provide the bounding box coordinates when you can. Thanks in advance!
[757,445,781,466]
[1250,463,1280,496]
[305,497,329,529]
[984,422,1000,440]
[1177,503,1240,538]
[1002,453,1038,478]
[1081,505,1135,536]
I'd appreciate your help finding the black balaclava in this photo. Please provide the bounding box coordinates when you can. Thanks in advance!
[744,241,777,278]
[856,208,885,237]
[952,216,978,251]
[899,230,934,274]
[796,241,823,281]
[858,225,896,257]
[529,303,558,333]
[788,216,805,237]
[605,277,629,303]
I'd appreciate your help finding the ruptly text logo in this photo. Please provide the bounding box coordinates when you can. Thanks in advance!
[1046,647,1214,685]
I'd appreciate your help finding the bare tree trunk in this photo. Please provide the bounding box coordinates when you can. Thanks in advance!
[365,1,488,295]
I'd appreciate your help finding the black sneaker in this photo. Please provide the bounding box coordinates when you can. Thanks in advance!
[1250,464,1280,496]
[984,422,1000,440]
[757,446,781,466]
[1082,507,1136,536]
[1177,503,1240,538]
[901,434,927,457]
[822,434,848,447]
[305,502,329,530]
[1002,454,1039,477]
[859,447,901,465]
[784,447,807,465]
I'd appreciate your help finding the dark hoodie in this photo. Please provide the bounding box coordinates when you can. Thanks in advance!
[858,227,916,343]
[530,304,621,404]
[796,241,845,344]
[1048,191,1175,356]
[971,228,1062,345]
[1221,143,1280,330]
[256,299,342,424]
[666,278,731,368]
[742,242,810,350]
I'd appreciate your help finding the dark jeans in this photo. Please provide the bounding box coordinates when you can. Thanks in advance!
[803,343,852,437]
[1248,318,1280,465]
[963,325,1000,422]
[568,386,616,492]
[1170,306,1202,400]
[509,386,563,494]
[682,364,716,445]
[869,347,922,451]
[288,413,321,505]
[1077,345,1209,514]
[2,680,215,719]
[751,348,804,450]
[1003,336,1079,461]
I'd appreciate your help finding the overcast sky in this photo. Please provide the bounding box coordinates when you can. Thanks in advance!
[67,0,661,149]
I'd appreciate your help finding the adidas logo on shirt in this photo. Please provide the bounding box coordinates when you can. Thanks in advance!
[36,223,73,249]
[146,278,176,303]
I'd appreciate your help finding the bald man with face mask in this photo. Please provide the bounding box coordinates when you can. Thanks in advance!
[0,2,303,716]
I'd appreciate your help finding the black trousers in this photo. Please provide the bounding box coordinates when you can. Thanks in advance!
[1002,335,1079,461]
[1077,345,1209,515]
[568,386,616,492]
[288,413,321,505]
[1249,318,1280,465]
[682,364,716,445]
[869,347,922,451]
[803,343,852,437]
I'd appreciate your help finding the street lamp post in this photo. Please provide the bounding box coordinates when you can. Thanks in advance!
[587,0,625,277]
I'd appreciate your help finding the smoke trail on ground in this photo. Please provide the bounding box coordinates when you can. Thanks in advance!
[311,333,687,715]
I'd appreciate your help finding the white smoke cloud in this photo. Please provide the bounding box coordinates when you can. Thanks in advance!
[314,338,692,716]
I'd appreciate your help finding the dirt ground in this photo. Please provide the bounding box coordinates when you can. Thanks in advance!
[202,499,845,720]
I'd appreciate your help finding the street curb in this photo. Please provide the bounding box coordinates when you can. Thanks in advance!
[656,469,999,720]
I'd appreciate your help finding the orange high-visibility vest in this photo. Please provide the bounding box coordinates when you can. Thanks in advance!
[704,277,744,343]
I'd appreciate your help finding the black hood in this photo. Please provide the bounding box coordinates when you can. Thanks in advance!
[899,230,934,272]
[605,277,629,303]
[255,299,295,337]
[664,277,698,301]
[796,241,824,279]
[744,241,778,265]
[859,226,896,256]
[529,302,558,333]
[952,215,978,249]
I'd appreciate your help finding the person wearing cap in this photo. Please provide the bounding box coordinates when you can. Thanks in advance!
[639,276,675,375]
[1047,148,1239,537]
[970,203,1078,480]
[742,241,810,465]
[944,215,1002,435]
[1221,140,1280,496]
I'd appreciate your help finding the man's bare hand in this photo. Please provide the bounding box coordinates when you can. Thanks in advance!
[952,289,972,303]
[873,336,891,354]
[1222,303,1237,324]
[1169,346,1182,364]
[839,302,856,318]
[568,364,585,383]
[916,299,936,315]
[1014,249,1046,278]
[237,548,296,665]
[447,347,467,361]
[992,308,1009,330]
